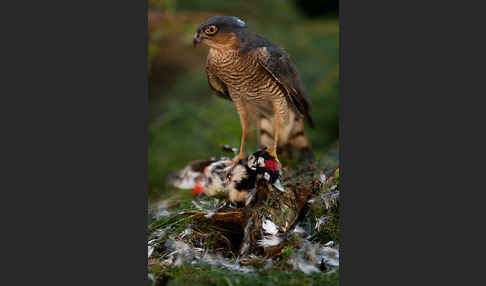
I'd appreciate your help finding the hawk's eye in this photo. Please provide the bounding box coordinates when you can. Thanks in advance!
[205,25,218,35]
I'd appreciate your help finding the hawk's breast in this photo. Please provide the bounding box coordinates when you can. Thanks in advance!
[207,48,285,107]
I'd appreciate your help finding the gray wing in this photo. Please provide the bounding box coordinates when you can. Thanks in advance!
[206,65,232,101]
[252,45,314,128]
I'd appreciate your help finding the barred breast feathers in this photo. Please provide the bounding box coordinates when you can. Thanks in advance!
[207,48,287,105]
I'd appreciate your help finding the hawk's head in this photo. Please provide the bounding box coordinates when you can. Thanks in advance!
[193,16,248,50]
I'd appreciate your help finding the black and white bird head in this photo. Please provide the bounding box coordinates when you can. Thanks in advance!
[247,148,281,185]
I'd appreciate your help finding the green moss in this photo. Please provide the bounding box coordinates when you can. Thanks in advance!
[281,246,296,260]
[334,169,339,185]
[150,263,339,286]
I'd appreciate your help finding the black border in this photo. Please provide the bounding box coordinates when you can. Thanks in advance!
[2,0,148,284]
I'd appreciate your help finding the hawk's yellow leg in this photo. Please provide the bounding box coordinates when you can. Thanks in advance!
[270,110,280,162]
[232,123,246,168]
[225,99,248,183]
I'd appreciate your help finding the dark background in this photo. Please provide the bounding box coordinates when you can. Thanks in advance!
[148,0,339,200]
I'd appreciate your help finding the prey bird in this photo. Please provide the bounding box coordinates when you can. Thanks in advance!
[167,148,283,203]
[193,16,314,169]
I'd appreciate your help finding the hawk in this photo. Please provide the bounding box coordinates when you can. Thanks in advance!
[193,16,314,168]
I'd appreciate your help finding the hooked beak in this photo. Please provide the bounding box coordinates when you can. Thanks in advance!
[193,32,209,47]
[193,32,201,47]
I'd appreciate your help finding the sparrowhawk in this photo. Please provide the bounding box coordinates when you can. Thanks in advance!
[193,16,314,169]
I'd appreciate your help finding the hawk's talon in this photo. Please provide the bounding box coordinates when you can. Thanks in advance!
[224,152,244,184]
[268,150,280,163]
[231,152,245,168]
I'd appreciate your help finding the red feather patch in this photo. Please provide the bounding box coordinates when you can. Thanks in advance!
[192,178,204,194]
[264,160,279,172]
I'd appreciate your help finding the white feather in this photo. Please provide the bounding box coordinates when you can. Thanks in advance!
[257,235,281,247]
[262,218,279,235]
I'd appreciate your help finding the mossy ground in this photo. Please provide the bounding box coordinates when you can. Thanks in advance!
[148,157,339,286]
[149,263,339,286]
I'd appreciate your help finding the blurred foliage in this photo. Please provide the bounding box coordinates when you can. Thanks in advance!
[148,0,339,198]
[295,0,339,18]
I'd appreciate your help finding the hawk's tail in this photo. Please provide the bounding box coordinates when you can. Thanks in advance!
[257,110,314,162]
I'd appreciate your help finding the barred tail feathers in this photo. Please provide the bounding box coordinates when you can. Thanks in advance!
[257,110,313,160]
